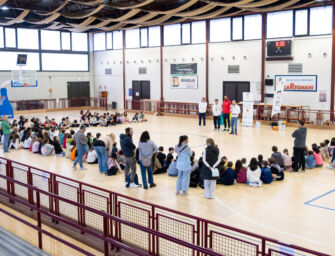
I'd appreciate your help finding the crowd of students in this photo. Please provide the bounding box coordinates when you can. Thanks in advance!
[1,112,334,200]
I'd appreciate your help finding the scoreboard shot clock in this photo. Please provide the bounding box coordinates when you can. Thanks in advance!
[267,40,292,58]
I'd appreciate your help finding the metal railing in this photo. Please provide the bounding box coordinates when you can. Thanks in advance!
[10,97,107,112]
[0,157,329,256]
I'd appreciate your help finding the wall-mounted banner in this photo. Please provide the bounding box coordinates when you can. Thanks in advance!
[271,77,285,117]
[170,63,198,89]
[275,75,317,92]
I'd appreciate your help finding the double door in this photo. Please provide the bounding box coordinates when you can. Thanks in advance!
[222,81,250,103]
[132,81,150,110]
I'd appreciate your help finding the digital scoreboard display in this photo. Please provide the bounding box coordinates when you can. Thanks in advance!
[267,40,292,57]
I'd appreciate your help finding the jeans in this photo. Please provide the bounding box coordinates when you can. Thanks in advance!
[139,161,154,188]
[124,156,137,183]
[176,170,190,192]
[213,116,220,129]
[231,117,238,134]
[94,146,108,173]
[198,113,206,126]
[3,134,9,153]
[222,113,230,129]
[74,144,86,168]
[204,179,216,198]
[293,147,306,171]
[332,147,335,163]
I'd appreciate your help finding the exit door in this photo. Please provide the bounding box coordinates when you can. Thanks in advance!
[132,80,150,110]
[67,81,90,107]
[223,81,250,103]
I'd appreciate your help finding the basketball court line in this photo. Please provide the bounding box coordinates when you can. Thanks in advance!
[304,189,335,212]
[214,197,335,250]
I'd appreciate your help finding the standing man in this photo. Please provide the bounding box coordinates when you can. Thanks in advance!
[212,99,221,131]
[73,126,88,170]
[1,116,11,153]
[291,120,307,172]
[230,100,241,135]
[198,97,207,127]
[222,96,231,131]
[120,127,140,188]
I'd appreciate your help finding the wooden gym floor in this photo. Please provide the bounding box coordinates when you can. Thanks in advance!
[1,110,335,255]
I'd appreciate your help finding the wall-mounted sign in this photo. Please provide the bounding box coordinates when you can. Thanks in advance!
[275,75,317,92]
[170,63,198,89]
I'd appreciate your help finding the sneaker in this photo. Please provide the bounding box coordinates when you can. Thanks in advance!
[129,182,140,188]
[175,191,180,195]
[72,165,76,169]
[181,191,188,196]
[150,183,156,188]
[235,133,238,136]
[143,186,148,190]
[79,167,87,170]
[290,170,298,173]
[229,132,234,135]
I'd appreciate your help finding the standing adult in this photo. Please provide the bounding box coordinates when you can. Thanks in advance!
[222,96,231,131]
[138,131,158,189]
[120,127,140,188]
[291,120,307,172]
[230,100,241,135]
[102,133,115,154]
[212,99,222,131]
[1,116,11,153]
[198,97,207,127]
[93,133,108,174]
[175,135,193,196]
[73,126,88,170]
[201,138,220,199]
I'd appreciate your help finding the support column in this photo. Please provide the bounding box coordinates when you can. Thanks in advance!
[122,30,126,109]
[330,3,335,121]
[160,25,164,102]
[261,13,266,103]
[205,19,209,102]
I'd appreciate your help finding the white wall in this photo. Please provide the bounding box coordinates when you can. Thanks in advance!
[163,44,206,103]
[265,36,332,110]
[0,71,92,101]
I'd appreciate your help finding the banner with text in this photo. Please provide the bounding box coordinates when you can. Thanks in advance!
[170,63,198,89]
[242,92,254,127]
[275,75,317,92]
[271,77,285,117]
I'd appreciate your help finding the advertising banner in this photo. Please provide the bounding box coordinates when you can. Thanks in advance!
[242,92,254,127]
[170,63,198,89]
[275,75,317,92]
[272,77,285,117]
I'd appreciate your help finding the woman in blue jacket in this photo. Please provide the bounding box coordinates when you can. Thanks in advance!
[175,135,193,196]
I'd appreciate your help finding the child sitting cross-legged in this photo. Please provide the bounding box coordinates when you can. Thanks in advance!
[268,158,284,181]
[313,146,323,168]
[282,149,292,170]
[305,150,316,169]
[235,160,247,183]
[246,158,262,187]
[320,142,330,161]
[220,161,235,185]
[260,161,273,184]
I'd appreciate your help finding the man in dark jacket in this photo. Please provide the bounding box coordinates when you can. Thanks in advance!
[120,127,140,188]
[291,120,307,172]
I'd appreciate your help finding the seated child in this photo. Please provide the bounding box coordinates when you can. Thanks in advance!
[166,147,174,169]
[132,113,139,123]
[156,146,166,167]
[282,149,292,170]
[168,159,178,177]
[124,113,130,123]
[9,133,22,149]
[271,146,284,168]
[23,132,32,149]
[66,140,75,159]
[313,146,323,168]
[107,153,122,175]
[117,151,126,170]
[320,142,330,161]
[220,161,236,185]
[305,151,316,169]
[241,158,248,168]
[260,161,273,184]
[268,158,284,181]
[257,155,263,169]
[59,129,65,146]
[53,136,65,157]
[71,119,80,128]
[235,160,247,183]
[87,146,98,164]
[41,138,54,156]
[139,111,147,122]
[112,142,118,154]
[246,158,262,187]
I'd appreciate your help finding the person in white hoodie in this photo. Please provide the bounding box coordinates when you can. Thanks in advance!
[198,97,207,127]
[230,100,241,135]
[247,158,262,187]
[212,99,222,131]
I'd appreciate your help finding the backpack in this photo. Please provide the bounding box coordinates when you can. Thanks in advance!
[107,166,118,176]
[70,146,77,161]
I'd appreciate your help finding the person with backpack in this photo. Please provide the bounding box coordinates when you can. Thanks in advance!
[93,133,108,174]
[138,131,158,189]
[201,138,220,199]
[120,127,140,188]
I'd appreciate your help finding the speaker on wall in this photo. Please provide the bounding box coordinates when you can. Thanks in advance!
[265,79,273,86]
[139,67,147,74]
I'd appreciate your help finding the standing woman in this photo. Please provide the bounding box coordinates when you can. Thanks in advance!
[201,138,220,199]
[93,133,108,174]
[1,116,11,153]
[175,135,193,196]
[138,131,158,189]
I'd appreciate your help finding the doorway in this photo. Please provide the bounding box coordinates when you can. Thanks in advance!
[67,82,90,107]
[222,81,250,103]
[132,80,150,110]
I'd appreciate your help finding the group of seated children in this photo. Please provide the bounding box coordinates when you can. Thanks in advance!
[80,110,147,127]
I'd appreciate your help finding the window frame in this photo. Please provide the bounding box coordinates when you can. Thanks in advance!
[231,16,244,41]
[181,22,191,45]
[266,10,294,39]
[140,27,149,48]
[293,9,310,37]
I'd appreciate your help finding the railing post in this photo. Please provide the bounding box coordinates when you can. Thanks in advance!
[36,189,43,250]
[261,238,266,256]
[103,214,109,256]
[151,206,156,256]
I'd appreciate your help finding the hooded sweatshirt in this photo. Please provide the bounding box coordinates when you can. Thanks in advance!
[292,127,307,148]
[120,134,136,157]
[175,142,192,171]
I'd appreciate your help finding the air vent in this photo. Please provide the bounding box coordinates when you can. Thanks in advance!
[228,65,240,74]
[139,67,147,74]
[105,68,112,75]
[288,63,302,73]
